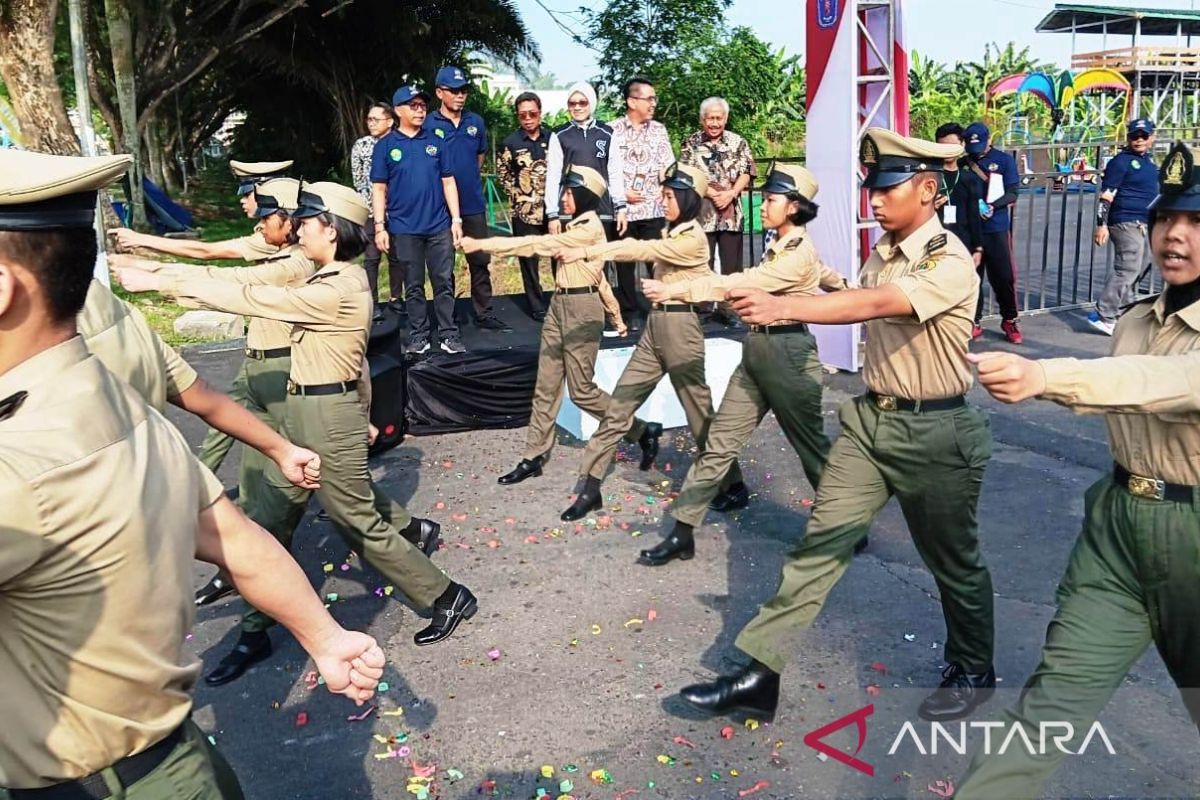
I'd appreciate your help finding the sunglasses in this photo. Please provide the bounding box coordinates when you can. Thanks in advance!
[1129,132,1151,140]
[405,102,428,111]
[567,100,590,108]
[518,110,541,119]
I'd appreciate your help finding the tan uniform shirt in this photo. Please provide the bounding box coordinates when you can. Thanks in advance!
[163,247,318,350]
[664,226,845,321]
[476,211,623,324]
[0,338,223,788]
[164,261,371,386]
[1040,294,1200,485]
[76,280,198,413]
[226,226,280,262]
[859,214,979,400]
[585,219,712,288]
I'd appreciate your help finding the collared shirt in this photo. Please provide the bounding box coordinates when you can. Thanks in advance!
[585,219,711,285]
[1040,293,1200,484]
[161,246,318,350]
[610,116,673,222]
[679,130,756,233]
[350,134,378,203]
[1101,147,1157,225]
[0,337,223,788]
[859,214,979,399]
[423,109,488,217]
[497,125,551,226]
[164,261,372,385]
[973,147,1020,234]
[371,128,452,236]
[77,280,198,412]
[664,226,846,319]
[545,118,627,221]
[474,210,622,324]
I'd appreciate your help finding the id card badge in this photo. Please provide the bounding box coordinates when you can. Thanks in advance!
[944,204,958,225]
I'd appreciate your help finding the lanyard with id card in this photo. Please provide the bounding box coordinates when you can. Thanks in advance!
[941,171,959,225]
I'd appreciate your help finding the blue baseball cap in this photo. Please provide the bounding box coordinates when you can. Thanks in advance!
[964,122,991,155]
[435,66,470,90]
[392,85,430,106]
[1127,118,1155,137]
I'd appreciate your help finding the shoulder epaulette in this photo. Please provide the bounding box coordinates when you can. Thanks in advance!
[923,233,948,256]
[0,390,28,422]
[1119,294,1159,315]
[306,270,339,284]
[783,235,805,250]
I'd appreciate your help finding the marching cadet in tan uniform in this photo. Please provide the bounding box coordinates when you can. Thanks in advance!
[116,181,477,684]
[679,129,997,724]
[0,149,383,800]
[554,163,743,522]
[955,141,1200,800]
[636,164,846,566]
[459,165,663,485]
[111,159,293,261]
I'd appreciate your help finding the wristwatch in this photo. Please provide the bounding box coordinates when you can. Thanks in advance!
[452,216,463,224]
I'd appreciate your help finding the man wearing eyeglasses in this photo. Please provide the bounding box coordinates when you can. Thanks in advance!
[609,77,674,331]
[426,66,510,333]
[1088,118,1158,336]
[497,91,552,321]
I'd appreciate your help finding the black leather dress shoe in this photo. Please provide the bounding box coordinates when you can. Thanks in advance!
[403,518,441,557]
[195,572,237,606]
[638,422,664,471]
[709,483,750,512]
[918,664,996,721]
[498,456,544,485]
[204,633,272,686]
[414,584,478,646]
[680,660,780,720]
[638,530,695,566]
[560,488,602,521]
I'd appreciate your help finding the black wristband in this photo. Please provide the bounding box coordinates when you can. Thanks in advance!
[1096,200,1111,227]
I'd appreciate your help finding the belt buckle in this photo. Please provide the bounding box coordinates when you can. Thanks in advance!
[286,379,299,396]
[1127,473,1166,500]
[875,394,898,412]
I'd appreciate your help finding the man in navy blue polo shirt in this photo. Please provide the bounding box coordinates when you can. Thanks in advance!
[426,66,509,332]
[964,122,1023,344]
[1088,118,1158,335]
[372,84,466,355]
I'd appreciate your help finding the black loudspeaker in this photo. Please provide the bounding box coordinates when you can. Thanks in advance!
[367,352,406,455]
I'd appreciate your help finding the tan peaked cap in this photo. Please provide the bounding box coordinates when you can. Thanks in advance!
[300,181,369,226]
[0,151,132,204]
[565,165,608,199]
[254,177,301,212]
[663,162,710,198]
[229,159,293,178]
[764,163,819,202]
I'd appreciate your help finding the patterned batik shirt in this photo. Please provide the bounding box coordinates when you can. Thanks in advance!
[497,126,551,226]
[610,116,674,222]
[350,135,376,204]
[680,129,756,233]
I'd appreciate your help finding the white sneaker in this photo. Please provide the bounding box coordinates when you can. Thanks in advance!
[1086,312,1114,336]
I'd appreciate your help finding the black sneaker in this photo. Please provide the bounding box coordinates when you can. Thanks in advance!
[440,337,467,354]
[405,338,430,355]
[477,316,511,332]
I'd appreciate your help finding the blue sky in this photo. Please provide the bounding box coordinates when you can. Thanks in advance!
[516,0,1200,82]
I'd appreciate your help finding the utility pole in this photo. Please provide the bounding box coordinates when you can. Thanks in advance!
[66,0,110,284]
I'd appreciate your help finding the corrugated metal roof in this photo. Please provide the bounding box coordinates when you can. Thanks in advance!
[1038,4,1200,36]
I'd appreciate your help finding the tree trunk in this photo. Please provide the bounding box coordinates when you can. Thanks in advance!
[103,0,145,227]
[143,120,165,189]
[0,0,81,154]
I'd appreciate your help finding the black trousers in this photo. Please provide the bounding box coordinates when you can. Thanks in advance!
[977,230,1020,322]
[511,217,549,316]
[707,230,744,275]
[361,217,394,301]
[461,213,495,320]
[396,228,459,342]
[613,217,664,318]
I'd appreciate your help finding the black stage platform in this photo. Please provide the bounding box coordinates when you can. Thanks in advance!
[366,294,744,450]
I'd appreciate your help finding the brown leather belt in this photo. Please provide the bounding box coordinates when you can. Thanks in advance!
[245,346,291,360]
[1114,463,1197,502]
[748,323,809,334]
[866,392,966,413]
[556,285,598,295]
[287,379,356,396]
[651,303,699,313]
[8,725,185,799]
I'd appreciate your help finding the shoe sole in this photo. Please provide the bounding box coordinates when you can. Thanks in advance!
[679,694,776,722]
[195,584,236,607]
[560,495,601,521]
[414,597,478,646]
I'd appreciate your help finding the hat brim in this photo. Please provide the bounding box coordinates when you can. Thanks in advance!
[861,170,919,189]
[761,178,800,195]
[562,173,587,189]
[437,80,469,90]
[236,183,257,197]
[964,142,988,155]
[1149,192,1200,213]
[661,175,697,192]
[394,91,431,105]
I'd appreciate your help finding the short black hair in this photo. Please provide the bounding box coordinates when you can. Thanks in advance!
[267,210,299,246]
[311,212,368,262]
[0,228,96,324]
[514,91,542,110]
[935,122,964,141]
[788,196,819,226]
[623,77,653,100]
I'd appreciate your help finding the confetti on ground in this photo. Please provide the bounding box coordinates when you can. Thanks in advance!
[866,685,881,697]
[904,633,917,642]
[928,778,955,797]
[451,512,468,522]
[673,735,696,748]
[615,789,639,800]
[738,780,770,797]
[647,609,657,621]
[624,618,644,628]
[411,760,436,778]
[540,765,555,778]
[559,779,574,792]
[445,768,464,782]
[377,682,390,692]
[589,768,613,784]
[591,624,602,635]
[487,539,501,549]
[720,725,735,740]
[870,662,888,674]
[487,648,502,661]
[346,705,376,722]
[323,563,334,573]
[524,535,540,544]
[325,592,339,602]
[294,711,308,727]
[382,707,404,716]
[745,719,760,731]
[655,755,675,766]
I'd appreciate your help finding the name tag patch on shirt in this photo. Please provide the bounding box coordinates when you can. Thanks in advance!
[434,129,446,138]
[426,145,438,157]
[389,148,402,162]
